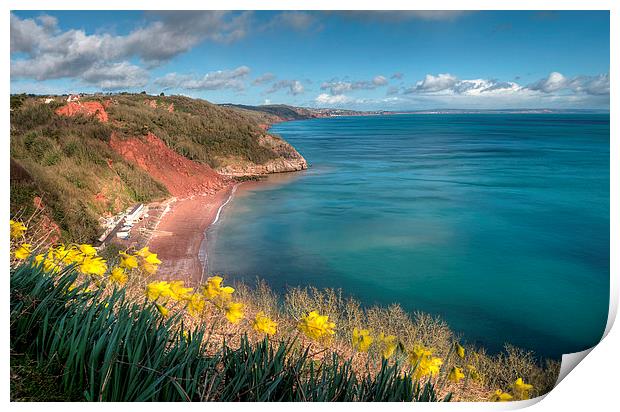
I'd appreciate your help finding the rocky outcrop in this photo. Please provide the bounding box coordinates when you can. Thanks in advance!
[216,134,308,176]
[109,132,227,197]
[56,101,109,122]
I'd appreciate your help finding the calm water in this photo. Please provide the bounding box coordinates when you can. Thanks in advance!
[208,114,610,359]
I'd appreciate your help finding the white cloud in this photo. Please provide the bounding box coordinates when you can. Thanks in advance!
[527,72,567,93]
[265,80,305,95]
[253,72,276,85]
[412,73,458,93]
[154,66,250,91]
[373,75,388,86]
[82,62,149,89]
[10,11,250,89]
[528,72,609,95]
[321,75,389,94]
[315,93,351,105]
[381,71,610,109]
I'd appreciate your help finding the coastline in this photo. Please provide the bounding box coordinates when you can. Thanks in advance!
[146,169,308,286]
[146,185,235,285]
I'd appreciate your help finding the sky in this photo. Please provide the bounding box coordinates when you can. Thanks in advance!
[10,10,610,110]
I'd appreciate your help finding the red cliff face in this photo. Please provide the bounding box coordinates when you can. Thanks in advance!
[109,132,226,197]
[56,101,109,122]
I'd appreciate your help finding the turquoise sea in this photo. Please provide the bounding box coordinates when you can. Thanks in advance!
[207,114,610,359]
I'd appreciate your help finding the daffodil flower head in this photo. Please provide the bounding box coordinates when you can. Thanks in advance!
[408,344,433,366]
[10,220,27,239]
[448,366,465,383]
[202,276,235,303]
[79,256,107,276]
[54,245,82,265]
[377,332,398,359]
[408,344,442,379]
[146,281,174,301]
[135,247,152,258]
[186,294,206,317]
[512,378,534,400]
[489,389,513,402]
[298,310,336,341]
[352,327,374,352]
[225,302,244,324]
[135,247,162,274]
[32,253,60,273]
[169,280,194,301]
[14,243,32,260]
[252,311,278,335]
[110,267,128,286]
[78,244,98,257]
[119,252,139,269]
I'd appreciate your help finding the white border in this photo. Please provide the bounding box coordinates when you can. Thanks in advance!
[3,1,617,411]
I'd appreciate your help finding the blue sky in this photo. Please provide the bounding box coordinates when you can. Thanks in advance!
[10,10,610,109]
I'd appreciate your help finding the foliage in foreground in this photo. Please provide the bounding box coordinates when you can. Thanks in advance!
[10,262,450,402]
[10,219,559,402]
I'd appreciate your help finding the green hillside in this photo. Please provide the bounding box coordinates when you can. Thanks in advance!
[9,93,304,242]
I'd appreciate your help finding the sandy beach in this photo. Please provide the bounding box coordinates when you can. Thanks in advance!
[146,185,234,285]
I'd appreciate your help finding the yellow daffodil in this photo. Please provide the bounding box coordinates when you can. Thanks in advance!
[252,311,278,335]
[110,267,128,286]
[298,310,336,341]
[489,389,513,402]
[186,294,206,317]
[408,344,443,379]
[33,253,59,273]
[408,344,433,365]
[78,244,98,256]
[136,246,152,258]
[146,281,174,301]
[182,330,190,341]
[455,342,465,358]
[448,366,465,383]
[169,281,193,300]
[377,332,398,359]
[512,378,534,400]
[10,220,27,239]
[202,276,235,301]
[79,256,107,276]
[144,252,162,265]
[155,303,170,317]
[14,243,32,260]
[135,247,161,274]
[225,302,244,324]
[54,245,82,265]
[352,327,374,352]
[421,357,443,379]
[119,252,139,269]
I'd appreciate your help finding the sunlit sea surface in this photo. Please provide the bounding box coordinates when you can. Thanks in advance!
[207,114,609,358]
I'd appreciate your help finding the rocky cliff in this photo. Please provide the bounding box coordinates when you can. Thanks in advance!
[215,134,308,176]
[10,93,309,242]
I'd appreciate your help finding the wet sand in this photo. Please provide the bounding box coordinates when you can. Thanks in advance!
[146,171,306,286]
[147,186,234,285]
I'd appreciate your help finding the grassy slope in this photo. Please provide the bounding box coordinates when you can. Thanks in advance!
[9,94,300,242]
